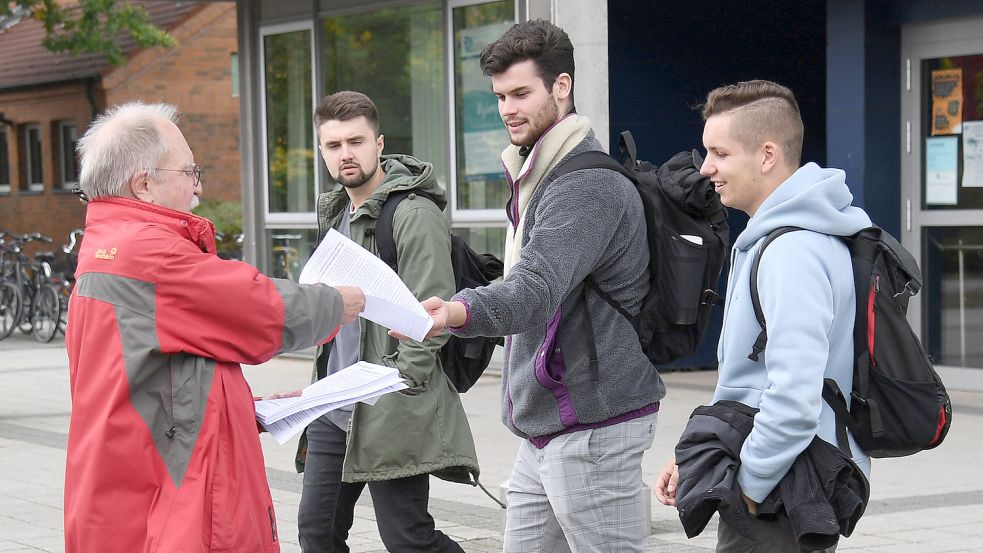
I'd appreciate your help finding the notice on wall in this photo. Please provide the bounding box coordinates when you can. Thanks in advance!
[925,136,959,205]
[963,121,983,188]
[459,22,512,177]
[931,68,963,136]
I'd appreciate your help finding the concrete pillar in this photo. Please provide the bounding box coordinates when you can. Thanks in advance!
[552,0,610,153]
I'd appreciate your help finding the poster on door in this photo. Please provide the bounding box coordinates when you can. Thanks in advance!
[931,68,963,136]
[459,22,512,177]
[963,121,983,188]
[926,135,959,205]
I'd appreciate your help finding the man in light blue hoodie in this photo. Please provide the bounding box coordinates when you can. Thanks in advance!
[655,80,872,552]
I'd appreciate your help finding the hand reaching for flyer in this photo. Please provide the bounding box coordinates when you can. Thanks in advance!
[389,296,457,341]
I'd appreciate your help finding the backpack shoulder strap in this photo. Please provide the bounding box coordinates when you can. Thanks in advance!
[552,150,636,183]
[747,226,804,361]
[551,150,640,326]
[374,189,439,273]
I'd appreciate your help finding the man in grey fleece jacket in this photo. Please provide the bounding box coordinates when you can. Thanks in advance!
[416,20,665,552]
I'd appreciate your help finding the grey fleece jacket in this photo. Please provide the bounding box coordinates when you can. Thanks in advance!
[451,130,666,441]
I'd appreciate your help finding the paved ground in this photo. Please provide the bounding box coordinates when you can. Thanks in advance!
[1,330,982,552]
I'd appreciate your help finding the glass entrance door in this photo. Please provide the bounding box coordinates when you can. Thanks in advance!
[903,18,983,385]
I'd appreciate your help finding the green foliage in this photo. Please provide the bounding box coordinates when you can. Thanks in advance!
[2,0,176,65]
[194,199,243,255]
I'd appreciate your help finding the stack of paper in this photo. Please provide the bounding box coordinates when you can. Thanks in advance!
[299,228,435,341]
[255,361,407,444]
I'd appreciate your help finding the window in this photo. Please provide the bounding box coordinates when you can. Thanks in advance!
[0,128,9,194]
[262,26,314,216]
[450,1,515,221]
[57,121,79,189]
[267,228,318,281]
[231,52,239,98]
[21,123,43,192]
[921,54,983,209]
[320,1,446,184]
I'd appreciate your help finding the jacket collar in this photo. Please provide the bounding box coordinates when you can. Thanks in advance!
[86,197,217,254]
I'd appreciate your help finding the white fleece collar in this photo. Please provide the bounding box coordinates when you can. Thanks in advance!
[502,114,591,274]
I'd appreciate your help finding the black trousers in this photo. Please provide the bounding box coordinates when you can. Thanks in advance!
[297,417,464,553]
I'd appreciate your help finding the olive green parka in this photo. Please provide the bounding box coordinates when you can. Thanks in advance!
[296,154,480,486]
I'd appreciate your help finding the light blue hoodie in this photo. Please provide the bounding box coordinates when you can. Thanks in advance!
[713,163,873,502]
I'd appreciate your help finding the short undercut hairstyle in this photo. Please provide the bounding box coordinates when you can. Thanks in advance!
[479,19,576,114]
[702,80,804,168]
[314,90,380,136]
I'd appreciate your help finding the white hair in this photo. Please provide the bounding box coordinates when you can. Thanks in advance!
[76,101,179,199]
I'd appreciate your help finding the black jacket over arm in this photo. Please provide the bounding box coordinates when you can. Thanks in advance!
[674,400,869,550]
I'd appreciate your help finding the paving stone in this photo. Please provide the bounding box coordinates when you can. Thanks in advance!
[1,333,981,552]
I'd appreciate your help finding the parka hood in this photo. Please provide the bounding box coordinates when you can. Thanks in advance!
[318,154,446,224]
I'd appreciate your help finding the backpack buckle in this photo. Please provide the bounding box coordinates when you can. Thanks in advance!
[700,289,721,306]
[850,391,868,406]
[894,281,916,299]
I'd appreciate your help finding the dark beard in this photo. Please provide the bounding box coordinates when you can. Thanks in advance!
[337,162,378,189]
[511,96,560,147]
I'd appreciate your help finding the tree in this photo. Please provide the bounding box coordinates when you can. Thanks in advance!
[1,0,175,65]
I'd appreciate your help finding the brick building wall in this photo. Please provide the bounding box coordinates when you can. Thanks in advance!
[0,2,239,256]
[103,3,240,203]
[0,83,101,254]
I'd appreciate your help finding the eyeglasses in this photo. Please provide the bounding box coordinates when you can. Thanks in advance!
[152,164,202,187]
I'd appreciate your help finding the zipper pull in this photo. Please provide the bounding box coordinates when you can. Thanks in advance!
[165,426,176,439]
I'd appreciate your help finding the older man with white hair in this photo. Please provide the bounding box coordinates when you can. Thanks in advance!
[63,101,365,553]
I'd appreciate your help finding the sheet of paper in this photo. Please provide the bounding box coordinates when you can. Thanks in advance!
[962,121,983,188]
[255,361,402,422]
[299,229,434,341]
[261,383,408,445]
[925,136,959,205]
[255,361,408,445]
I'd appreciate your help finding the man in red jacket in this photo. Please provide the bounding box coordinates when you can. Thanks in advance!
[64,101,365,553]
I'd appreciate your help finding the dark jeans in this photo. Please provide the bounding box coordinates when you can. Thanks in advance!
[297,417,464,553]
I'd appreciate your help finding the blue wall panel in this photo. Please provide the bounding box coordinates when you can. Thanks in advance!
[607,0,826,369]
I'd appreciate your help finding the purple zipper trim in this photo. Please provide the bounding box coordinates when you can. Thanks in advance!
[504,112,577,231]
[534,308,578,427]
[506,336,515,428]
[447,298,471,333]
[528,401,661,449]
[503,162,518,227]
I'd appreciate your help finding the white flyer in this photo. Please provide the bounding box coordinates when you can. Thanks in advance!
[299,229,434,341]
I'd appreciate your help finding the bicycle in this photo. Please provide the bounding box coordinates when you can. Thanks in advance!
[271,233,302,280]
[50,229,84,334]
[2,232,62,343]
[0,232,24,340]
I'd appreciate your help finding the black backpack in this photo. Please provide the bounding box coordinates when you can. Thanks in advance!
[748,226,952,458]
[553,130,730,365]
[375,190,504,393]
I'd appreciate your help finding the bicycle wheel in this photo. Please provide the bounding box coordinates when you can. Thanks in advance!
[18,289,33,335]
[57,286,71,333]
[31,285,60,343]
[0,282,22,340]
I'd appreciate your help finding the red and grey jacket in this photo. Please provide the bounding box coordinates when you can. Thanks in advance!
[64,197,343,553]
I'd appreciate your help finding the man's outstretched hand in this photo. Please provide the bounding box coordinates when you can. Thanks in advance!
[389,296,452,341]
[334,285,366,325]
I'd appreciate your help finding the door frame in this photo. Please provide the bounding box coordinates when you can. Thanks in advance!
[901,16,983,388]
